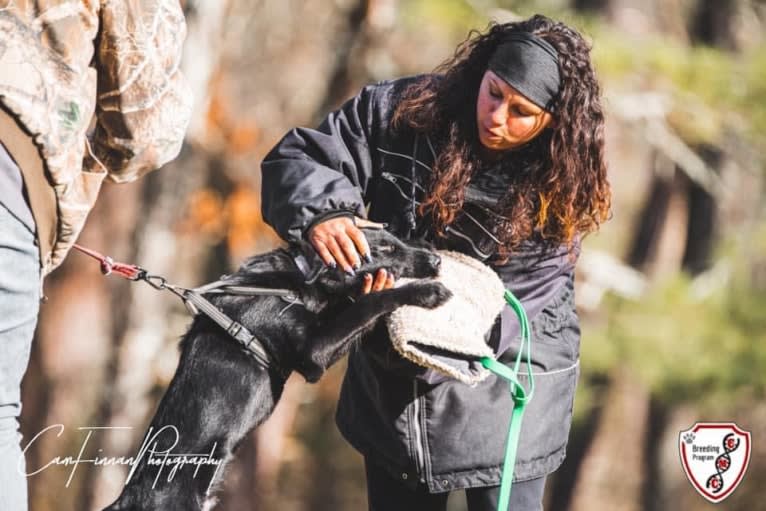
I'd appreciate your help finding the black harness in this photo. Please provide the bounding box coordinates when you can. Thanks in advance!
[142,273,301,378]
[72,243,309,380]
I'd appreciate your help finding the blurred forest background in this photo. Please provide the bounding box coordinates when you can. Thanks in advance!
[20,0,766,509]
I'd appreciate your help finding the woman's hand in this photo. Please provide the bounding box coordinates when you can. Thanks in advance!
[361,269,396,294]
[307,216,370,273]
[308,215,395,293]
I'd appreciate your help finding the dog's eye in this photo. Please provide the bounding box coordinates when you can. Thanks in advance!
[377,245,395,254]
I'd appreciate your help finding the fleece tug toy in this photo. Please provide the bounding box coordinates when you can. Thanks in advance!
[387,250,535,510]
[386,250,507,385]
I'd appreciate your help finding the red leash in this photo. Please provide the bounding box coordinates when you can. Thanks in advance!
[72,244,145,280]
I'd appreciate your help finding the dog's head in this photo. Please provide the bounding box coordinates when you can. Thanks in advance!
[363,228,441,278]
[313,227,441,292]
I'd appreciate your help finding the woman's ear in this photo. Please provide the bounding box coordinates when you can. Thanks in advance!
[542,111,556,130]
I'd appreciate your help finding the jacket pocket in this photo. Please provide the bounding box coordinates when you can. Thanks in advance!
[511,360,579,480]
[425,360,580,486]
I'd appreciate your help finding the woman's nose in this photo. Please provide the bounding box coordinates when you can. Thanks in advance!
[489,103,507,127]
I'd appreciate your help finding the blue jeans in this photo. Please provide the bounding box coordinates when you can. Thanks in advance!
[0,202,39,511]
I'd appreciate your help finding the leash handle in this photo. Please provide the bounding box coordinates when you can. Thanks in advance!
[480,288,534,511]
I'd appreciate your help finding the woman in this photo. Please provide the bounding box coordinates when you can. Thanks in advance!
[261,14,610,511]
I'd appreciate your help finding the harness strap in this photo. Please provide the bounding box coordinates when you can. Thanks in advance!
[182,289,274,370]
[195,281,301,303]
[72,244,288,376]
[199,285,293,296]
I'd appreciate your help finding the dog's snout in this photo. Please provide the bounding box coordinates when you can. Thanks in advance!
[427,253,441,272]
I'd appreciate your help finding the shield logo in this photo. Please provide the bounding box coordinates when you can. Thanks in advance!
[679,422,751,503]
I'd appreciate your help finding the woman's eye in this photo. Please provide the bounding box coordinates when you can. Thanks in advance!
[511,105,533,116]
[489,87,502,99]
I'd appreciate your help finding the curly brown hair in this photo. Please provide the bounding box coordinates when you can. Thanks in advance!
[392,14,611,259]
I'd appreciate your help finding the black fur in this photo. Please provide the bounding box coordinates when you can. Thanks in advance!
[103,228,450,510]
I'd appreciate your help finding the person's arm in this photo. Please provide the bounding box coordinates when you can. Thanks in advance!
[262,82,397,273]
[261,83,384,243]
[87,0,193,182]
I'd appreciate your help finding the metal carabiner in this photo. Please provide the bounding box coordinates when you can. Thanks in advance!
[142,273,168,290]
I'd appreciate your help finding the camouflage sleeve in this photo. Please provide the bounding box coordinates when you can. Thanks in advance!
[88,0,193,183]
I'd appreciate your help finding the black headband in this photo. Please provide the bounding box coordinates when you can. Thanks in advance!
[487,32,560,110]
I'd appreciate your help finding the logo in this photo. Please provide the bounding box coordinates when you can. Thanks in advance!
[679,422,751,503]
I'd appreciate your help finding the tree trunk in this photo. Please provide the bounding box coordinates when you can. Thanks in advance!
[690,0,739,49]
[627,151,690,280]
[568,367,651,511]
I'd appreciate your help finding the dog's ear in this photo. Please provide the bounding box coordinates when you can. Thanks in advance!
[289,239,327,284]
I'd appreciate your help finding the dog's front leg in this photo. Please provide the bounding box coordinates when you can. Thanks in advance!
[103,328,283,511]
[298,281,451,381]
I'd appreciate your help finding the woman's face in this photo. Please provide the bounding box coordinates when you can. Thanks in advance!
[475,70,553,153]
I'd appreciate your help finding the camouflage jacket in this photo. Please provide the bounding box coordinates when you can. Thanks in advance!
[0,0,192,274]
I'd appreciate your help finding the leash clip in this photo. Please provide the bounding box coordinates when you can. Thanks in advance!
[142,273,168,290]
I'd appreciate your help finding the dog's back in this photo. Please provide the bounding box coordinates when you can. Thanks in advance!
[103,228,449,510]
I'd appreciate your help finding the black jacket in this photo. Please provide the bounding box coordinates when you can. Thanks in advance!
[261,77,581,491]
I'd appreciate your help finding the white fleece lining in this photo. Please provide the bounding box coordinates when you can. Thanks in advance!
[387,250,506,385]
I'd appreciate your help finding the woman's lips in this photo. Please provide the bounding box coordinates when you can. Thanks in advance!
[481,125,502,139]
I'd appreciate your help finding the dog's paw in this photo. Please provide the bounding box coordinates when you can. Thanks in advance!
[405,282,452,309]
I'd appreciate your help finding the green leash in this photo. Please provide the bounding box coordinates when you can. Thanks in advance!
[480,289,534,511]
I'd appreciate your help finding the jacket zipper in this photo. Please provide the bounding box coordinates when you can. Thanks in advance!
[461,209,503,244]
[444,225,492,259]
[381,171,424,202]
[412,379,426,476]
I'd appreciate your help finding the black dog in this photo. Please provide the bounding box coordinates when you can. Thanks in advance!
[103,227,449,510]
